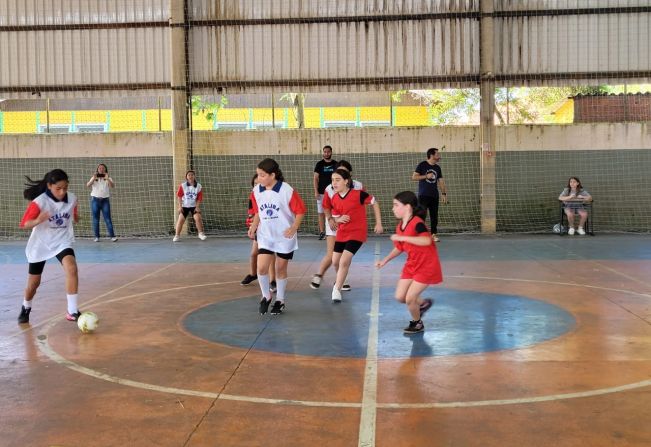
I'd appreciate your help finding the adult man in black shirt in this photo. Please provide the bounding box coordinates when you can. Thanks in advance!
[412,147,448,242]
[313,145,337,239]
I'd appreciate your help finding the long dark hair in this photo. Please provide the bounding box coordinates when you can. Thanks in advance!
[333,168,353,188]
[394,191,427,219]
[96,163,108,173]
[24,169,69,201]
[337,159,353,172]
[566,176,583,192]
[257,158,284,182]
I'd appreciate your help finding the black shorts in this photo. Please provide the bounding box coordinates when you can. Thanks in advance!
[258,248,294,260]
[28,248,75,275]
[333,240,363,255]
[181,207,199,218]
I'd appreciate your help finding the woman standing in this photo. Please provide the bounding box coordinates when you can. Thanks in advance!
[86,163,117,242]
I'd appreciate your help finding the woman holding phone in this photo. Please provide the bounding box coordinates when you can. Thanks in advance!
[86,163,117,242]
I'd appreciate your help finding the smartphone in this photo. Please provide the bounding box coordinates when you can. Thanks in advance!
[96,173,105,178]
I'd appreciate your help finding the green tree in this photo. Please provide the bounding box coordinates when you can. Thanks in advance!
[191,95,229,122]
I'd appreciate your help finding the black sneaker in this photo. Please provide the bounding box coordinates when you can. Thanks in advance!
[259,298,271,315]
[342,284,351,292]
[270,300,285,315]
[241,274,257,286]
[270,280,277,293]
[18,305,31,324]
[403,320,424,334]
[318,232,326,240]
[419,299,433,318]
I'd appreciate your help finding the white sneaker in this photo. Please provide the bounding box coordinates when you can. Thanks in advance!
[198,232,207,241]
[93,238,99,242]
[432,234,440,242]
[332,288,342,303]
[310,274,322,289]
[111,237,118,242]
[568,228,575,236]
[172,235,180,242]
[577,227,585,235]
[342,284,351,292]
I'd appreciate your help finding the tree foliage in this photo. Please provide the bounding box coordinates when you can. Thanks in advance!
[191,95,229,121]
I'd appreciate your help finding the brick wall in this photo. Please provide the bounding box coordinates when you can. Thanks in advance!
[574,94,651,122]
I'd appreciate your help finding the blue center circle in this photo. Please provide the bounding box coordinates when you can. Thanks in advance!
[183,287,575,358]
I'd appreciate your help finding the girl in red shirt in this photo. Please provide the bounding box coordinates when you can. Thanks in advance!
[324,168,382,303]
[376,191,442,334]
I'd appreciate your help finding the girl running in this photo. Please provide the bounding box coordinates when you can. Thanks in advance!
[18,169,82,324]
[323,168,383,303]
[173,170,207,242]
[247,158,306,315]
[376,191,443,334]
[310,160,362,291]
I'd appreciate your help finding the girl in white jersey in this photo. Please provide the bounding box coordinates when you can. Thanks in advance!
[247,158,306,315]
[18,169,82,324]
[173,170,207,242]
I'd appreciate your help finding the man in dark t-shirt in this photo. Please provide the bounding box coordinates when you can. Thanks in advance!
[313,145,337,239]
[412,147,448,242]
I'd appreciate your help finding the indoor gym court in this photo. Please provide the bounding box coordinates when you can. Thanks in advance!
[1,1,651,446]
[1,234,650,446]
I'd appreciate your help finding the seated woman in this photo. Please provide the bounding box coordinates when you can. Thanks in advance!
[559,176,592,235]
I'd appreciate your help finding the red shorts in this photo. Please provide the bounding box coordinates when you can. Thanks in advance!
[400,258,442,285]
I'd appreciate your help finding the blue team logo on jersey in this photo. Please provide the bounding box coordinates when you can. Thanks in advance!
[260,203,280,220]
[186,192,197,199]
[49,212,70,227]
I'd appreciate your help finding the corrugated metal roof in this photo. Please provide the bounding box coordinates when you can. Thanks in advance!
[0,0,168,26]
[0,27,170,98]
[190,0,478,20]
[494,12,651,86]
[190,18,480,93]
[494,0,651,12]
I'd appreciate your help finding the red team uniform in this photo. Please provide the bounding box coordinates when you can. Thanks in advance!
[394,216,442,284]
[323,189,375,243]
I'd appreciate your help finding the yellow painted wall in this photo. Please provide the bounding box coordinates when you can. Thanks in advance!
[0,106,435,133]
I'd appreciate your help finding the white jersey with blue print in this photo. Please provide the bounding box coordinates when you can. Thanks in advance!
[24,192,77,263]
[323,179,363,237]
[179,181,202,208]
[253,181,300,254]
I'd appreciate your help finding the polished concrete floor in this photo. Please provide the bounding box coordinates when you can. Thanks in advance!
[1,234,650,447]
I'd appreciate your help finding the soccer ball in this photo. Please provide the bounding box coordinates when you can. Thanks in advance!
[77,311,99,333]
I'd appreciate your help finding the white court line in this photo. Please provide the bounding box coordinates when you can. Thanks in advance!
[33,274,651,412]
[357,242,382,447]
[7,263,178,340]
[446,274,651,298]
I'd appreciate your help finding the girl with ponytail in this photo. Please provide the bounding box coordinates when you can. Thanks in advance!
[18,169,83,324]
[376,191,442,334]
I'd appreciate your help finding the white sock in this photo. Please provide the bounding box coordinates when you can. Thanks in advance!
[23,300,32,309]
[276,278,288,302]
[66,294,79,314]
[258,275,271,300]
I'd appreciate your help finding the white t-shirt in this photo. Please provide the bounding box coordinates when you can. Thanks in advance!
[90,177,112,198]
[22,191,78,263]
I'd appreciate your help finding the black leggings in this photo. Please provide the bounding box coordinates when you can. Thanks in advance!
[418,195,439,234]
